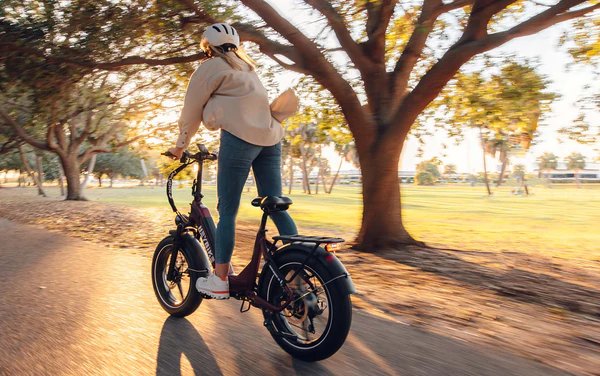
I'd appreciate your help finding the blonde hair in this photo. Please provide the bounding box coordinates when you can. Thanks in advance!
[200,39,255,71]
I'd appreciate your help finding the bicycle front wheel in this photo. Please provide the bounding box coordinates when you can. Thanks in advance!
[152,236,203,317]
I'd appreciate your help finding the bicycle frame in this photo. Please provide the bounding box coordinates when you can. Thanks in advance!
[165,148,296,313]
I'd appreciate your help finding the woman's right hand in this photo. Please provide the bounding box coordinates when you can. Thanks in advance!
[167,147,184,160]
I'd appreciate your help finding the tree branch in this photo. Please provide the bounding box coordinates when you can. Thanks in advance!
[0,108,50,151]
[175,1,308,74]
[483,1,600,46]
[46,123,60,153]
[305,0,373,72]
[439,0,475,14]
[392,0,443,103]
[364,0,397,63]
[0,43,207,71]
[239,0,328,64]
[456,0,519,44]
[55,123,69,151]
[238,0,367,120]
[391,0,594,140]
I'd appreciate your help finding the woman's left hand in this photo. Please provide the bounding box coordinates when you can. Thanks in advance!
[167,147,184,160]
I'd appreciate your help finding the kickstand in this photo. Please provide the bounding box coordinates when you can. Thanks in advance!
[240,298,251,313]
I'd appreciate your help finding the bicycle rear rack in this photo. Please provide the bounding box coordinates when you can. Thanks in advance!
[272,235,344,244]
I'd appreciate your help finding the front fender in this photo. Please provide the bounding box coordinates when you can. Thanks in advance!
[169,230,212,278]
[274,242,356,295]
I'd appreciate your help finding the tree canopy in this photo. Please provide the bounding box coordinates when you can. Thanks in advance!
[2,0,599,248]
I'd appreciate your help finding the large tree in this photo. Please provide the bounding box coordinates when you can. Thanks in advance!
[433,58,555,194]
[3,0,599,249]
[0,70,171,200]
[558,11,600,144]
[94,148,144,188]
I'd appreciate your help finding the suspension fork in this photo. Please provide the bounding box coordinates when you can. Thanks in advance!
[167,224,184,281]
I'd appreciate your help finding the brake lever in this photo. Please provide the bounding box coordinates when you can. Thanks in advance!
[180,151,190,163]
[162,150,189,163]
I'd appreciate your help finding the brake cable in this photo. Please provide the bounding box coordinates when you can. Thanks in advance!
[166,161,193,222]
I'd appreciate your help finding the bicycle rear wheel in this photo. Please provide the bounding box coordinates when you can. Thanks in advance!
[258,250,352,361]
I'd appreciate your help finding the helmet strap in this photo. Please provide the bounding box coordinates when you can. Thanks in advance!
[215,44,238,53]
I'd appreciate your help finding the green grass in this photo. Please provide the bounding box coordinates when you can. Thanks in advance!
[5,183,600,260]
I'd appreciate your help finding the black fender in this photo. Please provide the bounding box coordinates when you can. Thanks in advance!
[169,230,211,278]
[271,242,356,296]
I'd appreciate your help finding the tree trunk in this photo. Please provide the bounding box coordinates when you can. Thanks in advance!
[328,150,346,194]
[58,164,65,196]
[299,143,311,195]
[109,175,114,188]
[520,175,530,195]
[61,156,84,200]
[140,159,148,186]
[18,147,46,197]
[288,156,294,195]
[98,175,103,187]
[17,171,22,187]
[496,151,509,188]
[355,142,421,250]
[34,153,45,196]
[321,173,329,194]
[574,170,580,188]
[315,146,322,195]
[546,170,552,188]
[81,154,96,191]
[479,127,492,196]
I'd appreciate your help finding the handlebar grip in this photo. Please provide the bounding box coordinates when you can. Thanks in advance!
[162,150,188,163]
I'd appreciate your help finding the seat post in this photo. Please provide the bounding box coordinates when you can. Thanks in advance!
[259,211,269,231]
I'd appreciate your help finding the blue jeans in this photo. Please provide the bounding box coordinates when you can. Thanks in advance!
[215,130,297,264]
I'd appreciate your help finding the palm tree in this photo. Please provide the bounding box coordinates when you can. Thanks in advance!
[537,152,559,188]
[479,126,493,195]
[566,152,586,188]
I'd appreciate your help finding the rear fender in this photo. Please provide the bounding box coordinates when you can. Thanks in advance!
[273,243,356,295]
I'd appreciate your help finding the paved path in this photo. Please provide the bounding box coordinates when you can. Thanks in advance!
[0,218,571,375]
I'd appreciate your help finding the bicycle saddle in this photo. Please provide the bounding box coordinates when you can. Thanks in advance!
[251,196,293,211]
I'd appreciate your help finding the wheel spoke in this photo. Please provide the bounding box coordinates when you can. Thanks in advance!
[176,280,184,300]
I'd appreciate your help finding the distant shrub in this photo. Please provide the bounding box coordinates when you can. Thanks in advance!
[416,171,434,185]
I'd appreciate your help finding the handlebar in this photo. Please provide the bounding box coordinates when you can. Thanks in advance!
[162,143,217,214]
[161,144,218,163]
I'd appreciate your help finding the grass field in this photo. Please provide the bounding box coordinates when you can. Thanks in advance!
[11,182,594,261]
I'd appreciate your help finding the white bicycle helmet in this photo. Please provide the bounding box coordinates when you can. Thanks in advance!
[202,23,240,48]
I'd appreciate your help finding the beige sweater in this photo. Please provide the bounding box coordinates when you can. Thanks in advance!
[176,54,286,149]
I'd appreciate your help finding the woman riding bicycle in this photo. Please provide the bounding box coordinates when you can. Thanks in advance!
[168,23,298,299]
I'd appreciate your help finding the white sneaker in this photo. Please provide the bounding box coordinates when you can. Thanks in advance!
[196,272,229,299]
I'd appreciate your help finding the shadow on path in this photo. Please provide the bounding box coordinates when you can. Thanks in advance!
[156,316,222,376]
[379,245,600,316]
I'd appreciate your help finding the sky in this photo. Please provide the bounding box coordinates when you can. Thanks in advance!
[262,1,600,174]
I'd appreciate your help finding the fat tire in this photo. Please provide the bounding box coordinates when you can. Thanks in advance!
[152,236,203,317]
[258,249,352,361]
